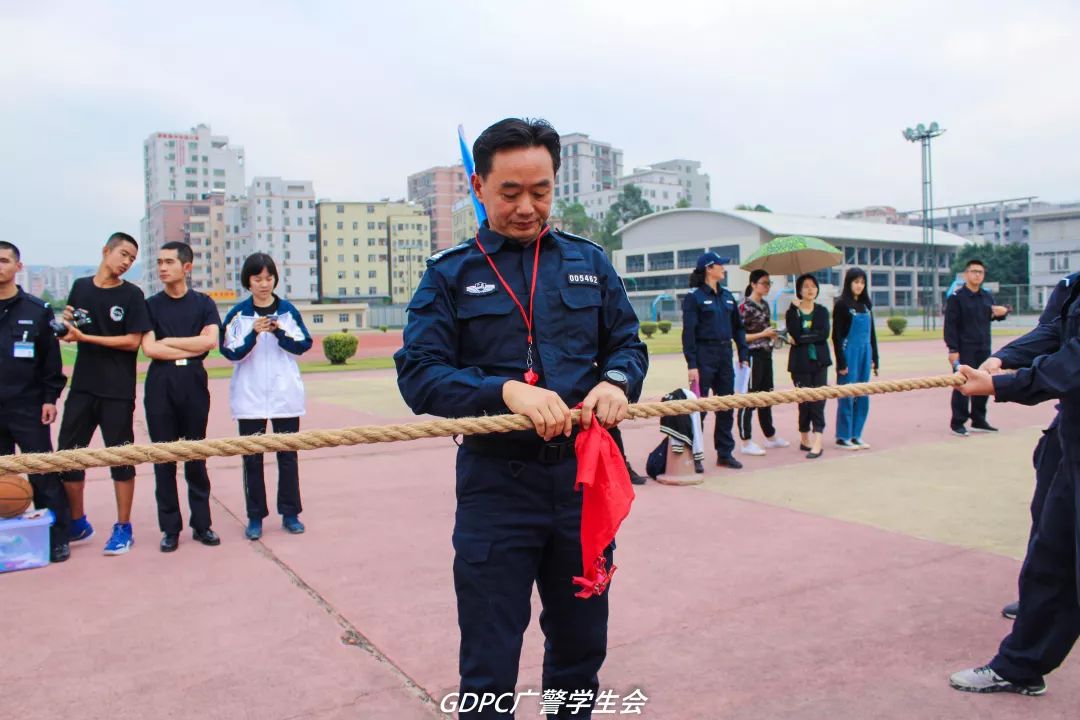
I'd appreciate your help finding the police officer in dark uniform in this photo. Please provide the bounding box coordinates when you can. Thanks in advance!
[0,241,70,562]
[682,252,749,468]
[394,118,648,719]
[944,258,1009,435]
[983,271,1078,619]
[142,241,223,552]
[949,271,1080,696]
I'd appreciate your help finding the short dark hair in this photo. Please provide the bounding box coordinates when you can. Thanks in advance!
[0,241,20,261]
[965,258,986,270]
[795,273,819,300]
[106,232,138,251]
[473,118,561,179]
[241,252,279,290]
[160,241,194,265]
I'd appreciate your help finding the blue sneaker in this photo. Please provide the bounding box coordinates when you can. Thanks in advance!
[282,515,305,534]
[68,515,95,543]
[103,523,134,556]
[245,518,263,541]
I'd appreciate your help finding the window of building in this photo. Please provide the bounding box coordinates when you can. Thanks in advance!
[870,248,881,265]
[647,251,674,272]
[894,272,913,288]
[339,313,349,323]
[625,254,645,273]
[337,238,343,246]
[871,290,889,307]
[882,249,893,266]
[857,248,869,265]
[676,249,704,270]
[336,221,343,230]
[871,272,890,287]
[337,271,346,280]
[336,205,345,213]
[313,314,323,324]
[367,205,375,213]
[844,247,856,264]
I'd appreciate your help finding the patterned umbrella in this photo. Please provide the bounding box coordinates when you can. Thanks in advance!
[740,235,842,276]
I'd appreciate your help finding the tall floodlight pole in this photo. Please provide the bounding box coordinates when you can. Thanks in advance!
[903,122,946,330]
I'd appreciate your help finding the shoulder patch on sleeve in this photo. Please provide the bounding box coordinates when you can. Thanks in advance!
[552,227,605,251]
[427,242,472,266]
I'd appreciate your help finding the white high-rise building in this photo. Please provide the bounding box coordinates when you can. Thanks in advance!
[647,159,710,208]
[555,133,623,205]
[142,124,246,209]
[579,167,689,221]
[246,177,319,301]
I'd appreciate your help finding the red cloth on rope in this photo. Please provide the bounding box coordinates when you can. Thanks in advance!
[572,420,635,599]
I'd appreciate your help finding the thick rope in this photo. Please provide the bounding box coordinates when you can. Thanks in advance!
[0,374,964,475]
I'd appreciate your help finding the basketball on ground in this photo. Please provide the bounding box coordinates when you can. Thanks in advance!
[0,474,33,518]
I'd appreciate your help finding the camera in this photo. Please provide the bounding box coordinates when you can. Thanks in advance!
[771,329,790,349]
[51,308,91,338]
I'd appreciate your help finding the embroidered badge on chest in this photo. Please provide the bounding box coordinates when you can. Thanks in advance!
[464,281,497,296]
[567,273,599,287]
[109,305,125,321]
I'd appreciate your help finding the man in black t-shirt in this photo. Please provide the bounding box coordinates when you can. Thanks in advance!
[58,232,152,556]
[141,242,222,552]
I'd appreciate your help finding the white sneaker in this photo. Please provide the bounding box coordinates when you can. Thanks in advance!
[740,441,766,456]
[852,438,871,450]
[949,665,1045,695]
[761,436,790,449]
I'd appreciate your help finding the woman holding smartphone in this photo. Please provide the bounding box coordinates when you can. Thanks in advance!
[220,253,313,540]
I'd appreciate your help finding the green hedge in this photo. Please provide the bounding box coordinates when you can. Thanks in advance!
[657,320,672,334]
[323,332,359,365]
[886,316,908,336]
[640,321,658,339]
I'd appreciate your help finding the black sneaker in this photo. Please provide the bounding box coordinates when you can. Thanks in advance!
[50,542,71,563]
[970,423,999,433]
[626,463,647,485]
[836,439,858,451]
[1002,601,1019,620]
[950,424,969,437]
[717,455,743,469]
[694,459,705,474]
[192,528,221,546]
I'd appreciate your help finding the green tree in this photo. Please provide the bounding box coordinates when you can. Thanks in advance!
[675,198,691,209]
[554,200,595,237]
[735,203,772,213]
[952,242,1029,285]
[595,184,654,253]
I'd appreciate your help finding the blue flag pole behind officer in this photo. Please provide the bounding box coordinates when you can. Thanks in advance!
[0,241,71,562]
[681,252,749,469]
[949,272,1080,696]
[394,118,647,719]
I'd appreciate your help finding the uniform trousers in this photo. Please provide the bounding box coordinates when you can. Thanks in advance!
[0,399,70,546]
[697,343,736,459]
[453,444,611,719]
[238,417,302,520]
[145,364,213,534]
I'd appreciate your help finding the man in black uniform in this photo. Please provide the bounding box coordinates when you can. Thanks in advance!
[58,232,152,556]
[982,271,1077,619]
[395,118,648,718]
[0,241,70,562]
[944,258,1009,436]
[142,242,222,552]
[949,270,1080,696]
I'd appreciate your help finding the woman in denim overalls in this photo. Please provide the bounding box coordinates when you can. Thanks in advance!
[832,268,879,449]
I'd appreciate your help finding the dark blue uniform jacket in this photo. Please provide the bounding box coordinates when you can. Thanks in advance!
[394,225,648,425]
[681,284,748,369]
[0,288,66,405]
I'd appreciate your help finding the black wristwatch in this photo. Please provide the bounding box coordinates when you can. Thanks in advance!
[601,369,629,393]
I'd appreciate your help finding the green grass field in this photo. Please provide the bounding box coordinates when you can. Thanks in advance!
[59,325,1026,380]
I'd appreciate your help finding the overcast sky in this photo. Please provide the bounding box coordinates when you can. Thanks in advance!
[3,0,1077,266]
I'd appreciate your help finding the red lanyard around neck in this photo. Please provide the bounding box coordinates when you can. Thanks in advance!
[474,225,550,385]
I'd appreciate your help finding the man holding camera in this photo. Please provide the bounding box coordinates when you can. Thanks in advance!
[57,232,152,556]
[142,242,222,552]
[0,241,71,562]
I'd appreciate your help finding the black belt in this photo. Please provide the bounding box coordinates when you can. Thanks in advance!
[149,358,205,368]
[461,434,577,464]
